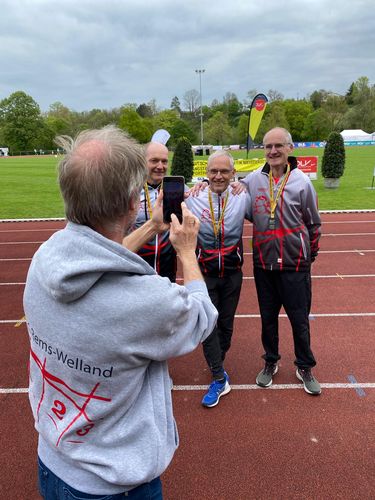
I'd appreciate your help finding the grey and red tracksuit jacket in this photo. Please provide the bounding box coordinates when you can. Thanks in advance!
[186,188,251,277]
[241,156,321,272]
[133,183,177,280]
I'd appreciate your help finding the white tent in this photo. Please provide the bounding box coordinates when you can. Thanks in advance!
[340,129,373,141]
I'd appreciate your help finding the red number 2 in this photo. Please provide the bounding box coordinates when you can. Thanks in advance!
[51,400,66,420]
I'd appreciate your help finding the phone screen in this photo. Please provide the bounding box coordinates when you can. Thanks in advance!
[163,176,185,223]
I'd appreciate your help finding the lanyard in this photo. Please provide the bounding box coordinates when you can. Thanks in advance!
[208,189,229,238]
[269,164,290,220]
[144,183,160,219]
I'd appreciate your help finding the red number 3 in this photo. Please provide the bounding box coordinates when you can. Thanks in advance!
[76,423,95,436]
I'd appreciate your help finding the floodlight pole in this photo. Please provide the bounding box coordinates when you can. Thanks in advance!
[195,69,205,146]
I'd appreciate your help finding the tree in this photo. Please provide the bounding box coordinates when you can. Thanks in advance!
[119,106,153,143]
[171,137,194,182]
[256,102,289,143]
[170,119,196,146]
[153,109,179,134]
[303,109,331,141]
[222,92,242,126]
[309,89,330,110]
[204,111,231,145]
[321,131,345,184]
[267,89,284,102]
[183,89,200,114]
[0,91,43,152]
[233,114,249,145]
[283,99,313,141]
[136,103,154,118]
[170,96,181,114]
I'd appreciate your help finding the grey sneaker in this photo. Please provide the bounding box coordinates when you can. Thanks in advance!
[256,362,278,387]
[296,368,321,395]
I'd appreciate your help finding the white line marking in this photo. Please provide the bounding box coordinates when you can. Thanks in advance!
[0,229,58,233]
[3,274,375,287]
[242,233,375,240]
[241,275,375,280]
[2,383,375,394]
[173,383,375,391]
[235,313,375,318]
[243,250,375,255]
[2,313,375,325]
[0,258,31,261]
[0,250,374,262]
[0,282,26,286]
[2,233,375,246]
[0,241,43,245]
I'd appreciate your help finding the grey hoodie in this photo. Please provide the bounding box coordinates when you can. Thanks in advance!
[24,222,218,495]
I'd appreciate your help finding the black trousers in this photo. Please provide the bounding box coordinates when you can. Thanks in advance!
[253,267,316,369]
[203,271,243,380]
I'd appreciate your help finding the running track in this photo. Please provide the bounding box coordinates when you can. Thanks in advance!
[0,212,374,499]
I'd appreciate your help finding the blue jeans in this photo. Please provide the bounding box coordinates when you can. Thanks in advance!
[38,458,163,499]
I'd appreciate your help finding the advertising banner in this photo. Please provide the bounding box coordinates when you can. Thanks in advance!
[192,156,319,181]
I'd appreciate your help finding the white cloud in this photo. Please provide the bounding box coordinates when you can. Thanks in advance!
[0,0,374,111]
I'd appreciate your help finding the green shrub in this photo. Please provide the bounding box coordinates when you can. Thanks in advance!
[321,132,346,179]
[171,137,194,182]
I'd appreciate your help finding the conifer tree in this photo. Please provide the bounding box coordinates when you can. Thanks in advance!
[321,131,346,179]
[171,137,194,182]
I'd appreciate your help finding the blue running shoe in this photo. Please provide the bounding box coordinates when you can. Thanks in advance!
[201,372,231,407]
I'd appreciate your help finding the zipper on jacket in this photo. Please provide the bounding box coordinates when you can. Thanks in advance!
[217,193,222,273]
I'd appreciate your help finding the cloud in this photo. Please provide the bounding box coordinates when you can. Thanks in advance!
[0,0,374,111]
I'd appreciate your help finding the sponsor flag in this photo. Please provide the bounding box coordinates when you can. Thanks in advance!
[247,93,268,157]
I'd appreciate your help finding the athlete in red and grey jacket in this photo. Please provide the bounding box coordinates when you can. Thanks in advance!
[186,150,251,407]
[241,127,322,395]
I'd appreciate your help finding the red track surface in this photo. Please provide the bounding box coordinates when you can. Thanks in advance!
[0,213,374,499]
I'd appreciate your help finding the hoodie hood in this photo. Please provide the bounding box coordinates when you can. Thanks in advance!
[30,222,155,303]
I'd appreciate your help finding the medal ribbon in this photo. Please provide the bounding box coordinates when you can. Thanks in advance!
[208,189,229,238]
[269,163,290,221]
[144,182,161,219]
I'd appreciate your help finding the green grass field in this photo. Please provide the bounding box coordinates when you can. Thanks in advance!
[0,147,374,219]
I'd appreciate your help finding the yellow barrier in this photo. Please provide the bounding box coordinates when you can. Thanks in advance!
[193,158,264,177]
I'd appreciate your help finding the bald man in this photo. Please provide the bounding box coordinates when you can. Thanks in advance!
[132,142,179,281]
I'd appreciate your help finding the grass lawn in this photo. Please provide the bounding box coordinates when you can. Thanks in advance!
[0,147,374,219]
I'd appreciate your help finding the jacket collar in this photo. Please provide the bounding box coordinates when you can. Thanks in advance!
[261,155,298,174]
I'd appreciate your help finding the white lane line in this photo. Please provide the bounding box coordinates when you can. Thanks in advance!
[173,383,375,391]
[242,233,375,240]
[2,313,375,325]
[2,383,375,395]
[0,258,31,261]
[243,250,375,255]
[0,229,59,233]
[1,233,375,245]
[235,313,375,318]
[0,282,26,286]
[1,250,374,261]
[241,275,375,280]
[0,241,43,245]
[2,274,375,287]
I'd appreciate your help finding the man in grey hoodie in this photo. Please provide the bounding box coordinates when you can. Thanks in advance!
[24,126,218,499]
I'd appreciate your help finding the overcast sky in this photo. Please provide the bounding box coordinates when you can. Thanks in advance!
[1,0,374,112]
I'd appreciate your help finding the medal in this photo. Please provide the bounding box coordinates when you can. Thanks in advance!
[269,163,291,228]
[269,217,276,230]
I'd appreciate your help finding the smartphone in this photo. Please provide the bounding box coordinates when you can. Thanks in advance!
[162,176,185,223]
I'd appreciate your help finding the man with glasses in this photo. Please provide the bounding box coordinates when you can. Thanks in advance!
[241,127,322,395]
[186,150,251,407]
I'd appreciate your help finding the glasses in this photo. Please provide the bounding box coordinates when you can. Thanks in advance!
[149,158,168,165]
[207,169,233,176]
[264,143,290,151]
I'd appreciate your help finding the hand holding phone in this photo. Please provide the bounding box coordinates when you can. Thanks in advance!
[162,176,185,223]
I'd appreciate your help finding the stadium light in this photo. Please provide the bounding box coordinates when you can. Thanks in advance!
[195,69,205,146]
